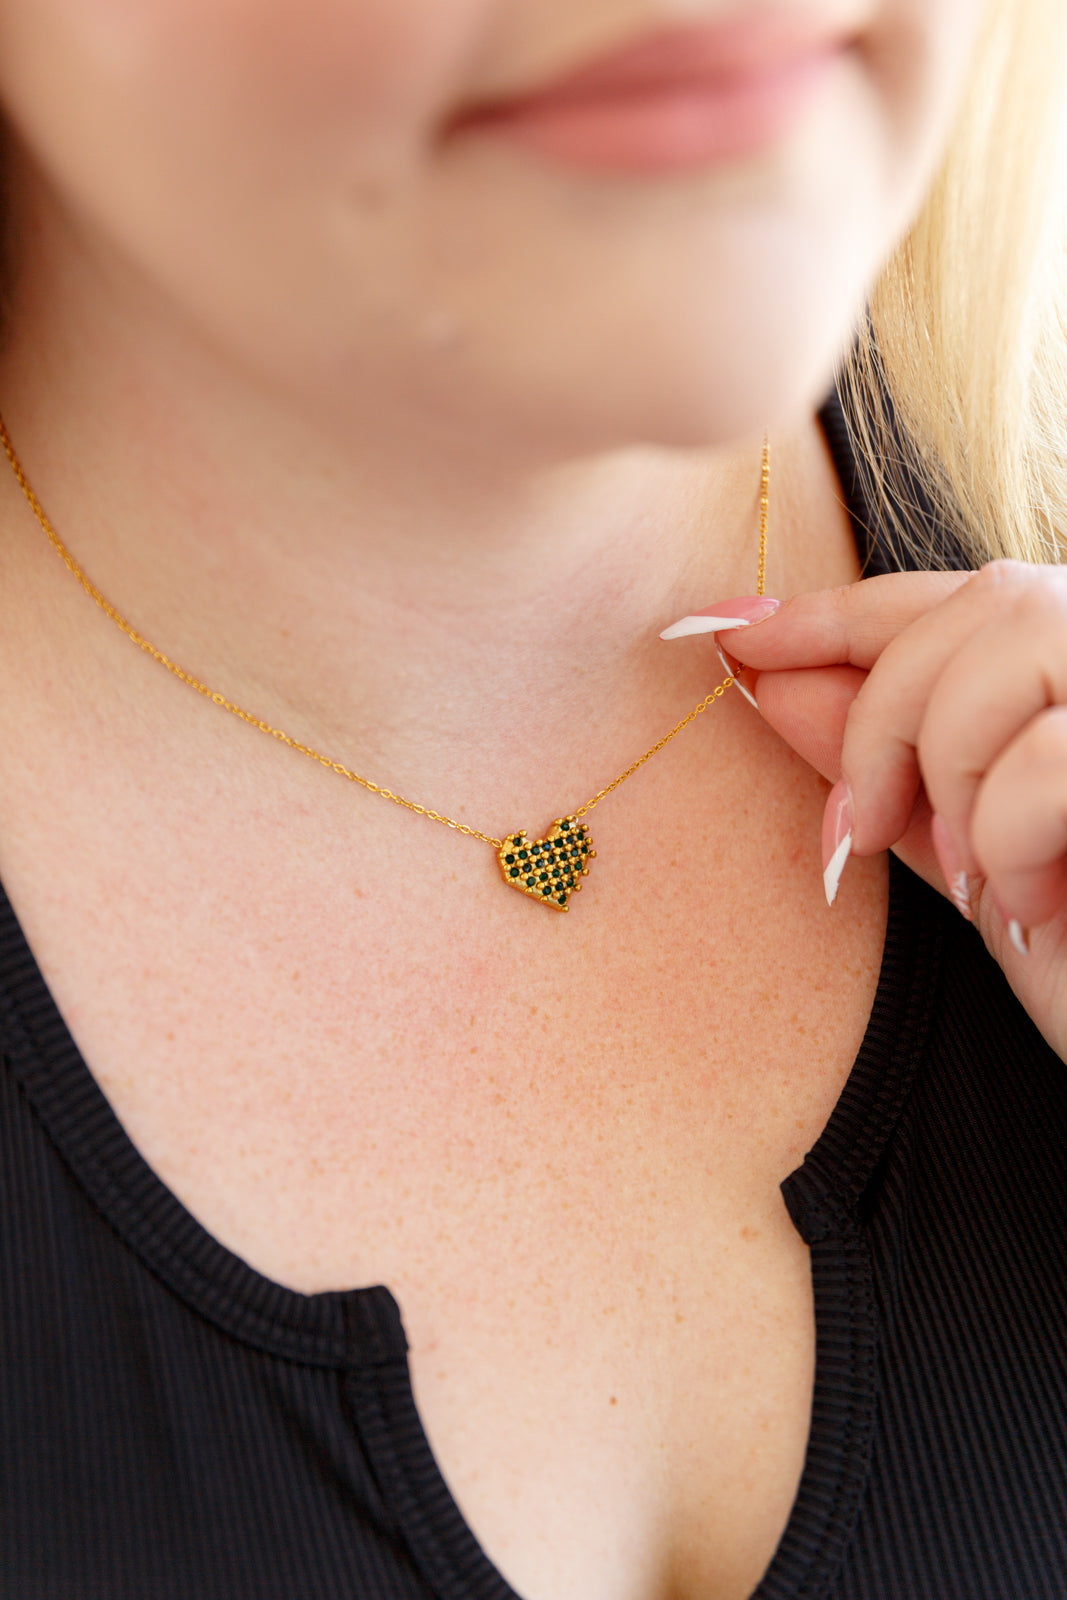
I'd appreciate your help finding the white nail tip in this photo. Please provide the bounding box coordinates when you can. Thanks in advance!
[1008,920,1030,957]
[823,832,852,908]
[714,641,759,710]
[659,615,753,640]
[949,870,973,921]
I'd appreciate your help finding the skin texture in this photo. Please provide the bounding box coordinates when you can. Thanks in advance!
[0,0,989,859]
[0,0,982,457]
[4,4,1061,1600]
[714,564,1067,1061]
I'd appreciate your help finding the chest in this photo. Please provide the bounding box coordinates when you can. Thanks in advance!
[0,719,886,1600]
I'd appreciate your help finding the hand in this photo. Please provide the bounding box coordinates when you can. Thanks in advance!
[665,563,1067,1061]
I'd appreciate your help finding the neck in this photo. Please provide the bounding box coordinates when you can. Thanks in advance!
[0,258,794,823]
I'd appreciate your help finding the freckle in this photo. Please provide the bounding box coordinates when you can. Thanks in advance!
[351,175,390,210]
[675,1312,685,1324]
[421,310,465,350]
[609,1396,618,1406]
[741,1225,760,1241]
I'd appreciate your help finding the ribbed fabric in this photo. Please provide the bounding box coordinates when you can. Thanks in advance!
[1,404,1066,1598]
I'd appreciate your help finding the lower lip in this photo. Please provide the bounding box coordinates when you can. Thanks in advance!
[452,49,841,175]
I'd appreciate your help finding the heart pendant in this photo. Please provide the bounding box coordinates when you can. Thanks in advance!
[497,815,596,912]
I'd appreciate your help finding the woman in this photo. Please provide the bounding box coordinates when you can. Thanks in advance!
[0,1,1064,1597]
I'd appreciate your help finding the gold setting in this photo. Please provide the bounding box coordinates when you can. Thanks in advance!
[497,817,596,913]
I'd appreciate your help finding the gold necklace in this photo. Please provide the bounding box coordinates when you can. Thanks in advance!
[0,417,768,913]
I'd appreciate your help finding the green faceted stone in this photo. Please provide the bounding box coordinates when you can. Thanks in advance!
[525,876,536,888]
[509,867,520,879]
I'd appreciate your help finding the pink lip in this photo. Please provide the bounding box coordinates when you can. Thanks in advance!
[447,12,854,174]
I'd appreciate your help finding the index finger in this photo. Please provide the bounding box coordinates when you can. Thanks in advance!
[719,570,973,672]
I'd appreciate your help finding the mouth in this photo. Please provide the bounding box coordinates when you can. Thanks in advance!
[444,10,858,175]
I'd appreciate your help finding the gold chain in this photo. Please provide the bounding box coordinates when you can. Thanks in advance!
[0,415,768,851]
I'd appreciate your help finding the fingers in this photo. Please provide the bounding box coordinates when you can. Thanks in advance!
[970,707,1067,927]
[837,565,1067,865]
[720,565,1019,855]
[666,561,1067,937]
[750,665,865,784]
[916,602,1067,871]
[717,570,973,672]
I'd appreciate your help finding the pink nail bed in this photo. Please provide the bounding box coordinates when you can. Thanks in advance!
[660,596,780,640]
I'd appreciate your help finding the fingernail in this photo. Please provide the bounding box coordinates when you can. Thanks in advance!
[1008,920,1030,957]
[930,814,973,923]
[715,641,760,709]
[822,780,853,908]
[660,596,781,641]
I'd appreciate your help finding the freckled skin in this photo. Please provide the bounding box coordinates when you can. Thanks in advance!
[0,1,988,1598]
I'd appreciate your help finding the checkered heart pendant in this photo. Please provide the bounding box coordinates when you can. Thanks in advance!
[497,816,596,912]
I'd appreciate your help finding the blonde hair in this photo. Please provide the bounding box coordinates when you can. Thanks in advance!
[841,0,1067,568]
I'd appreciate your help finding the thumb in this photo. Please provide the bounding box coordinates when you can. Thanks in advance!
[752,661,944,891]
[750,664,865,783]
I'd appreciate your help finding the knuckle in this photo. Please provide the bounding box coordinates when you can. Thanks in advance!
[968,559,1033,603]
[970,559,1067,619]
[815,582,864,662]
[839,668,881,739]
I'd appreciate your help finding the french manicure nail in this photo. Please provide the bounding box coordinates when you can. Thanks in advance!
[822,780,854,908]
[660,596,781,641]
[930,814,973,923]
[716,641,760,709]
[1008,920,1030,957]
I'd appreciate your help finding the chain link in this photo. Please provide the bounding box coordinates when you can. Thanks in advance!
[574,441,769,822]
[757,432,770,601]
[572,680,734,820]
[1,415,768,848]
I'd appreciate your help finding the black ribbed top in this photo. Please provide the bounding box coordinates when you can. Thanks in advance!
[2,403,1067,1598]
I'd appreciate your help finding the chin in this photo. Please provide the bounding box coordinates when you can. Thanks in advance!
[414,56,903,458]
[455,290,868,462]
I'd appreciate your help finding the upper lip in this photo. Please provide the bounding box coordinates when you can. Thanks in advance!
[449,9,858,121]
